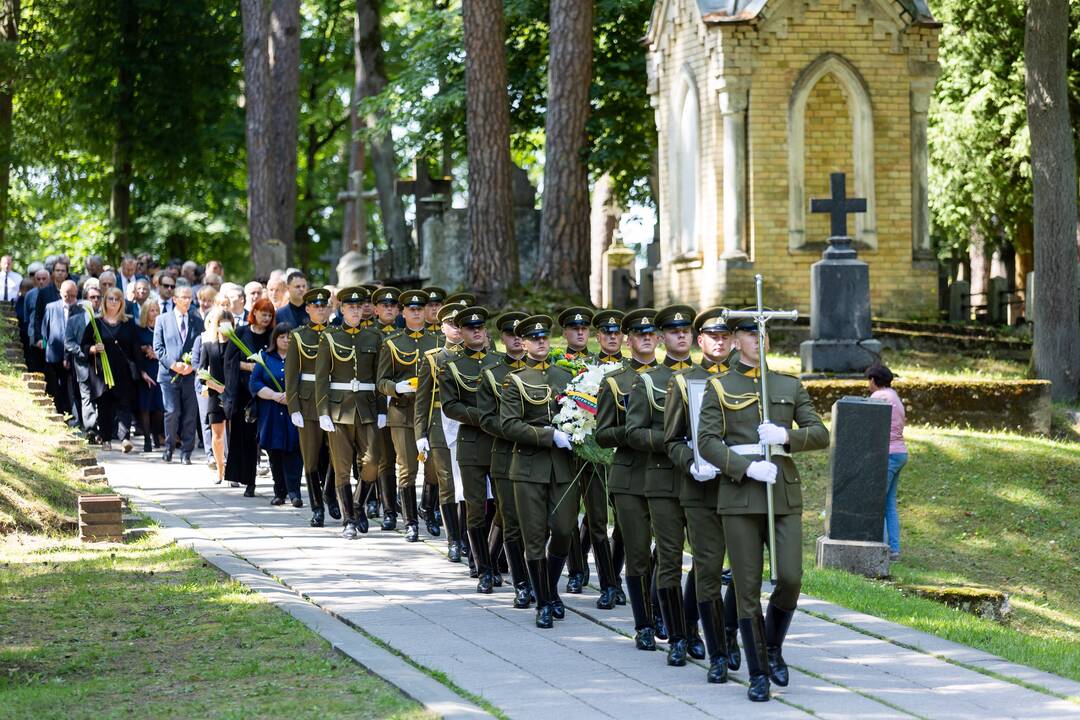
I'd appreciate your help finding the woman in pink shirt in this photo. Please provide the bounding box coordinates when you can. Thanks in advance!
[867,365,907,561]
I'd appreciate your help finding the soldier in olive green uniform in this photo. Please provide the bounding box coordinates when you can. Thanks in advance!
[440,306,500,593]
[416,286,447,531]
[597,308,661,649]
[663,307,741,683]
[421,286,447,336]
[698,318,829,702]
[500,315,579,628]
[285,288,336,527]
[626,304,701,667]
[415,302,466,556]
[377,289,438,542]
[371,287,402,525]
[478,311,530,607]
[315,287,383,539]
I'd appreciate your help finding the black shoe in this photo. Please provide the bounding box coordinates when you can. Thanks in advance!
[162,449,173,463]
[767,647,789,687]
[291,497,304,508]
[356,513,369,534]
[688,628,707,660]
[764,603,795,687]
[513,583,532,609]
[635,627,657,651]
[667,638,688,667]
[527,558,553,628]
[426,514,441,537]
[654,615,668,641]
[271,496,285,506]
[181,453,192,465]
[143,436,152,453]
[405,523,420,542]
[381,512,397,531]
[748,674,771,702]
[707,657,729,684]
[366,499,379,518]
[243,485,255,497]
[535,603,553,629]
[566,571,584,594]
[477,570,494,594]
[596,586,618,610]
[740,616,772,702]
[615,586,626,605]
[726,629,742,671]
[328,504,341,520]
[310,510,325,528]
[447,541,461,563]
[547,555,567,620]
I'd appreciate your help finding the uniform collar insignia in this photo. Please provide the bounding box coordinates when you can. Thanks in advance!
[526,358,549,370]
[344,326,361,335]
[600,353,622,363]
[311,323,325,331]
[665,357,691,371]
[467,350,486,360]
[381,324,395,332]
[408,330,425,339]
[509,358,525,369]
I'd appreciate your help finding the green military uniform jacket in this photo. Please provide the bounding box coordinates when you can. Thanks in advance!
[499,359,573,484]
[698,360,829,515]
[663,359,725,509]
[440,348,496,467]
[595,358,656,495]
[626,356,692,499]
[478,353,526,479]
[414,339,460,449]
[286,322,326,421]
[376,327,437,429]
[315,324,382,425]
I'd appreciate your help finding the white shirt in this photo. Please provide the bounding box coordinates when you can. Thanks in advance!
[1,270,21,302]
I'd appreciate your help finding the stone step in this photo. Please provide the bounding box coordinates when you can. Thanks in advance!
[32,397,53,408]
[45,413,65,424]
[21,372,44,382]
[58,437,85,450]
[80,465,106,479]
[69,454,98,467]
[25,380,46,392]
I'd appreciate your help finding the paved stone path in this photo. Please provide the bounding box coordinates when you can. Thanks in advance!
[102,451,1080,720]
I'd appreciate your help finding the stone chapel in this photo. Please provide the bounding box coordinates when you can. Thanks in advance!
[645,0,941,315]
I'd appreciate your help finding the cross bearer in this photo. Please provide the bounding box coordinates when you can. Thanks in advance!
[697,314,829,702]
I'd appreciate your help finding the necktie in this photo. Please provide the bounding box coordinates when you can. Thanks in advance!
[180,315,187,344]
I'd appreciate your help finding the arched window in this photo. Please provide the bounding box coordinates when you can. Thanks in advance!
[672,68,701,256]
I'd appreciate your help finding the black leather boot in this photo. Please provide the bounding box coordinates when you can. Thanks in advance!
[625,575,656,651]
[565,530,585,594]
[722,575,741,670]
[658,586,688,667]
[740,616,771,702]
[335,482,356,526]
[698,600,729,683]
[442,503,461,562]
[403,490,420,542]
[526,558,553,629]
[593,539,618,610]
[379,473,398,530]
[488,524,505,586]
[325,472,341,520]
[765,602,795,687]
[457,502,469,557]
[504,540,532,609]
[468,528,494,593]
[684,569,706,660]
[422,482,441,536]
[310,508,325,528]
[547,555,567,620]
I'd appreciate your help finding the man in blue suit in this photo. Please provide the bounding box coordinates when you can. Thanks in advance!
[154,284,203,464]
[41,280,80,419]
[66,280,102,437]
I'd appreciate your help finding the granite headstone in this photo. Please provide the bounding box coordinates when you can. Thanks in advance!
[824,396,892,541]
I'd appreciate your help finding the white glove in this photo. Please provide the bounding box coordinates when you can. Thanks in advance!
[689,463,716,483]
[290,412,304,428]
[416,436,430,456]
[552,429,572,450]
[394,380,416,394]
[377,413,387,429]
[746,460,777,485]
[758,423,789,446]
[686,439,695,451]
[319,415,336,433]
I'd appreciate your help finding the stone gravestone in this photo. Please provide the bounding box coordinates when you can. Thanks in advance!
[987,276,1009,326]
[1024,271,1035,324]
[949,280,971,323]
[800,173,882,374]
[816,396,892,577]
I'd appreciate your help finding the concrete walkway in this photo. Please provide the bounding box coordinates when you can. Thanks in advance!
[102,451,1080,720]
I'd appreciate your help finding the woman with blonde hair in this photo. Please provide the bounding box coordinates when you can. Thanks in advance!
[80,286,144,452]
[193,307,232,484]
[136,298,165,452]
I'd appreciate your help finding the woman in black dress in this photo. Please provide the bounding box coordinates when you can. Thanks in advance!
[223,298,274,495]
[135,298,165,452]
[194,309,231,484]
[80,287,144,452]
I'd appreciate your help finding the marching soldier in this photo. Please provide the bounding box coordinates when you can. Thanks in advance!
[314,287,382,539]
[698,317,828,702]
[285,287,338,527]
[663,307,742,684]
[478,311,530,607]
[499,315,579,628]
[626,304,702,667]
[371,286,402,526]
[359,284,380,329]
[377,289,438,542]
[592,310,626,366]
[415,302,467,560]
[596,308,660,649]
[556,305,593,594]
[439,306,498,593]
[421,286,447,335]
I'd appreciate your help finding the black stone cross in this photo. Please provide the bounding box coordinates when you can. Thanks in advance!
[810,172,866,240]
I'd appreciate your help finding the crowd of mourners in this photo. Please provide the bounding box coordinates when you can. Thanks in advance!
[5,252,315,496]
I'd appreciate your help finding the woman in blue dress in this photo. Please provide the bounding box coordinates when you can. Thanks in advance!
[249,322,303,506]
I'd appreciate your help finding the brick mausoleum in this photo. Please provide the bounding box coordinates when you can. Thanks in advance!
[645,0,941,316]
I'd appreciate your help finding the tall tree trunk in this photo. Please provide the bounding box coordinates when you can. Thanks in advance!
[0,0,18,248]
[356,0,410,278]
[270,0,300,263]
[110,0,136,253]
[589,172,620,306]
[1026,0,1080,401]
[341,7,367,257]
[535,0,593,296]
[463,0,517,304]
[241,0,277,278]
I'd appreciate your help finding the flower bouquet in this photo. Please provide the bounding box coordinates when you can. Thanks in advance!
[196,369,224,391]
[171,352,193,383]
[222,327,282,392]
[83,302,114,389]
[552,362,622,466]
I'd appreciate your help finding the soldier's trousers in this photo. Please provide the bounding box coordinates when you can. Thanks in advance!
[612,493,652,577]
[684,506,727,602]
[429,446,456,506]
[514,475,580,562]
[491,472,521,546]
[461,464,489,530]
[723,512,802,618]
[389,425,420,492]
[328,421,376,517]
[375,426,396,506]
[648,496,687,590]
[298,421,324,473]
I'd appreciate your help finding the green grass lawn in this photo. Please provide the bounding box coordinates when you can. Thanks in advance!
[768,347,1028,381]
